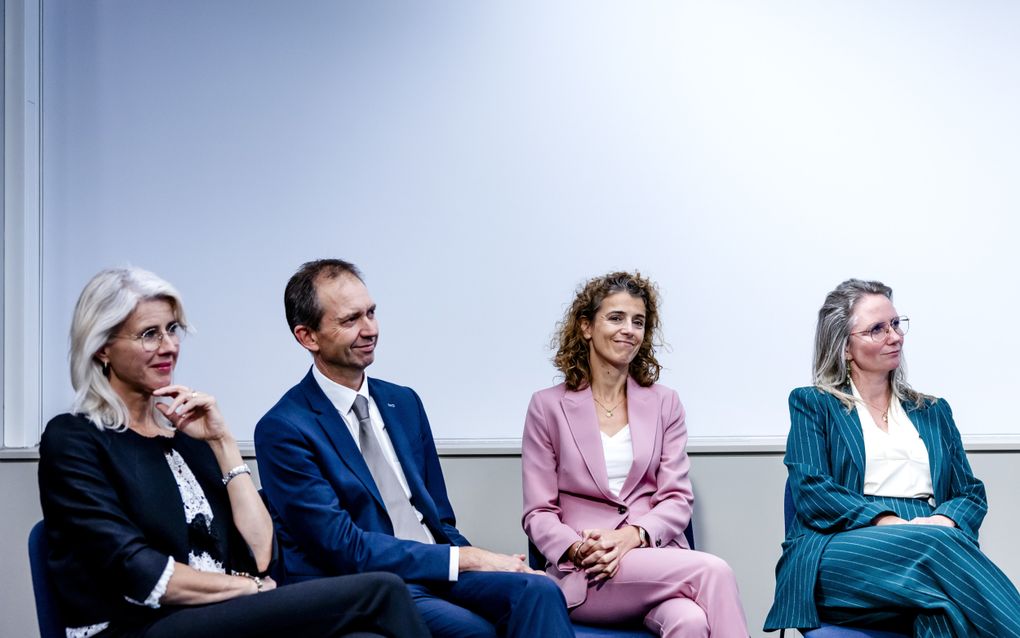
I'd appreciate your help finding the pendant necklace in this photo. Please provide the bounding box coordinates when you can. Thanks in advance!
[863,398,891,424]
[592,395,625,418]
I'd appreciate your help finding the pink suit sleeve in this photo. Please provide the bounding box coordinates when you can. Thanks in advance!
[629,389,694,548]
[521,392,582,570]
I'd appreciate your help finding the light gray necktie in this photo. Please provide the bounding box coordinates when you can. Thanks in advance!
[351,395,431,543]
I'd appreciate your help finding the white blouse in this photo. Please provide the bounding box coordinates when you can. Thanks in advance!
[852,382,934,502]
[601,425,634,497]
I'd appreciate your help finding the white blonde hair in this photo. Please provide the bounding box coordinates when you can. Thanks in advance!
[69,267,188,430]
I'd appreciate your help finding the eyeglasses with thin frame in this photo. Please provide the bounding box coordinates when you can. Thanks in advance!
[849,316,909,343]
[113,322,186,352]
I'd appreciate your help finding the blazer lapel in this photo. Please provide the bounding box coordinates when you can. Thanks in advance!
[905,400,945,501]
[367,379,445,538]
[619,378,654,500]
[297,370,386,509]
[831,392,867,490]
[561,387,616,502]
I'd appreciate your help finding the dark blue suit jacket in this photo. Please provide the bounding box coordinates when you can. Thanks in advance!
[254,369,470,584]
[763,386,987,631]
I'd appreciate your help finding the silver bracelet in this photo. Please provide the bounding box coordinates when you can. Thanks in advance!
[222,463,252,486]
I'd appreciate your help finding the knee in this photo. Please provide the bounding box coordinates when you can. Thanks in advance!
[920,525,972,553]
[648,598,709,638]
[695,552,737,583]
[351,572,410,603]
[358,571,406,591]
[370,571,405,585]
[512,572,566,610]
[520,572,563,599]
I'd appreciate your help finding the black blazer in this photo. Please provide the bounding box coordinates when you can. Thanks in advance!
[38,413,259,630]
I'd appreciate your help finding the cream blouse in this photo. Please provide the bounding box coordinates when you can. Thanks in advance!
[851,381,934,501]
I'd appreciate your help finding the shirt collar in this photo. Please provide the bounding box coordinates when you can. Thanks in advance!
[311,365,370,415]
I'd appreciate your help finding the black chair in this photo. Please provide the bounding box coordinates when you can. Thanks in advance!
[527,519,696,637]
[28,520,66,638]
[782,480,910,638]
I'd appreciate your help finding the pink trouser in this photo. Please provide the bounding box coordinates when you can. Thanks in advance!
[567,548,748,638]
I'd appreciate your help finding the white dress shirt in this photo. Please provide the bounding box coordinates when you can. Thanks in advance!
[852,381,935,502]
[601,425,634,497]
[312,366,458,580]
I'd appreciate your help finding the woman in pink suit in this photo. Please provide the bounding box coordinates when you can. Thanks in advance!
[522,271,748,638]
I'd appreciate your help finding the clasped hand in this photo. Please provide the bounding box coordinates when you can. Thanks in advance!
[571,526,642,582]
[874,513,956,527]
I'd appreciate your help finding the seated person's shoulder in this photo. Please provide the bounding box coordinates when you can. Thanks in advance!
[648,382,679,400]
[531,383,568,402]
[789,385,829,403]
[915,394,949,416]
[41,413,101,449]
[259,380,321,423]
[369,377,416,396]
[790,385,821,397]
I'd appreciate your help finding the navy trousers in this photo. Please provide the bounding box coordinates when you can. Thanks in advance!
[816,496,1020,638]
[407,571,573,638]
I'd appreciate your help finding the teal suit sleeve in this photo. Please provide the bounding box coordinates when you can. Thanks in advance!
[786,387,891,533]
[929,399,987,539]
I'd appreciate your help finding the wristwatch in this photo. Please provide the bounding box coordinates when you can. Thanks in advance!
[635,526,650,548]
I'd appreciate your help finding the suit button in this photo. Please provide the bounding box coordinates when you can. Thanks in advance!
[617,505,627,514]
[655,539,662,547]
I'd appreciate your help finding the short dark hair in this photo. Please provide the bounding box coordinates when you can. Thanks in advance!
[284,259,363,333]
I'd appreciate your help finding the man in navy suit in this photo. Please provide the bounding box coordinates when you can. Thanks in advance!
[255,259,572,638]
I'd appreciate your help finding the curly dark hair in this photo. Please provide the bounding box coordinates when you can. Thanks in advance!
[553,271,663,391]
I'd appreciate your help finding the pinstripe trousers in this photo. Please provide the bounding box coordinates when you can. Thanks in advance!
[815,496,1020,638]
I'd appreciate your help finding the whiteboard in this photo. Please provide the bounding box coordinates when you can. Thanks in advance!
[40,1,1020,443]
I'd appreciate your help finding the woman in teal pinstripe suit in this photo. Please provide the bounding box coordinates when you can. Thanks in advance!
[764,279,1020,637]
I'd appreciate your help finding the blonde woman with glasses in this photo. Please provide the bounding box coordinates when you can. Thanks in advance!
[764,278,1020,637]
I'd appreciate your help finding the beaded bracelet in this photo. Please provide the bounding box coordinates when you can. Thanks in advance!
[232,571,264,592]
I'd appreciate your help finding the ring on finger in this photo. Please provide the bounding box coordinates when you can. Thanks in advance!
[191,391,198,399]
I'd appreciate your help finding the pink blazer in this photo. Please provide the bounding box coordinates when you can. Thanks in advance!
[521,378,694,607]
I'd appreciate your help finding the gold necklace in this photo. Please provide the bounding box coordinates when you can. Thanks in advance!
[861,398,891,423]
[592,395,625,418]
[850,375,891,423]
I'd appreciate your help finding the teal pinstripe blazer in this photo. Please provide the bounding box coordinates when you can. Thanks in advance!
[763,386,987,631]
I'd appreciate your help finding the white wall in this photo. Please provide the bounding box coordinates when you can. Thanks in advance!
[25,1,1020,445]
